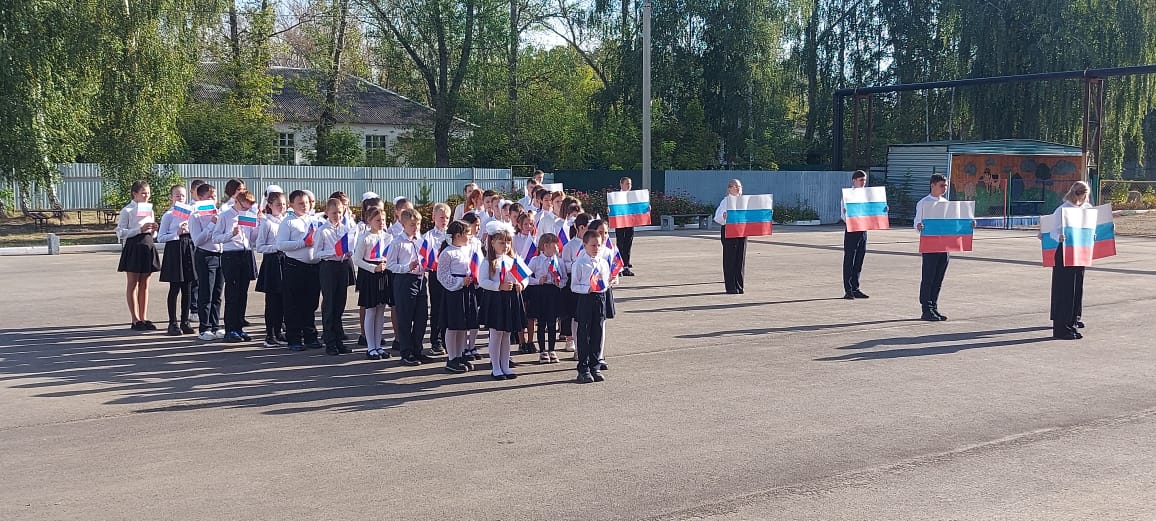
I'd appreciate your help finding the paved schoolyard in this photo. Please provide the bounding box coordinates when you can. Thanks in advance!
[1,227,1155,520]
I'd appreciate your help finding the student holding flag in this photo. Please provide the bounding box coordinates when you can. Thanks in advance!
[591,219,621,370]
[914,173,956,322]
[158,184,197,336]
[613,176,637,276]
[513,212,539,353]
[212,190,260,343]
[423,203,452,356]
[560,213,593,355]
[354,206,395,359]
[387,208,434,366]
[276,190,323,351]
[477,221,528,380]
[1044,181,1093,340]
[117,180,161,331]
[190,183,226,340]
[317,198,355,355]
[571,229,611,384]
[527,234,567,363]
[713,179,747,294]
[840,170,872,300]
[254,191,288,347]
[436,221,482,373]
[459,212,485,361]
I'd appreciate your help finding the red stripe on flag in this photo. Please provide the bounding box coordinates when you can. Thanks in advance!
[1092,240,1116,260]
[1063,246,1093,267]
[609,213,651,228]
[1042,248,1057,268]
[725,222,773,238]
[845,215,889,232]
[918,234,972,253]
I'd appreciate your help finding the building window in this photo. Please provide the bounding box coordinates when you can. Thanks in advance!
[365,134,388,151]
[277,132,296,165]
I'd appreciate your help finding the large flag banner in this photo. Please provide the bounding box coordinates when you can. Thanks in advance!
[842,187,889,232]
[919,201,975,253]
[1040,214,1059,267]
[607,189,652,228]
[1093,204,1117,260]
[1061,207,1095,267]
[724,194,774,238]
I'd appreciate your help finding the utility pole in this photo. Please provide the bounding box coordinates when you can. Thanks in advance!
[642,0,652,190]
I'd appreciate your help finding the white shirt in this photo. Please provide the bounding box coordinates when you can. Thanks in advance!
[188,212,222,253]
[561,233,585,272]
[386,232,426,275]
[570,251,610,294]
[254,214,283,254]
[477,254,526,292]
[212,207,258,252]
[156,209,188,243]
[714,198,729,226]
[528,254,567,287]
[453,203,467,221]
[353,230,391,272]
[436,244,474,292]
[913,194,949,229]
[1047,200,1094,241]
[315,221,353,261]
[423,226,448,252]
[116,201,156,241]
[276,213,319,264]
[513,233,536,260]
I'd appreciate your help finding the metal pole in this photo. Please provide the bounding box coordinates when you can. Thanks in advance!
[641,0,652,190]
[832,94,844,170]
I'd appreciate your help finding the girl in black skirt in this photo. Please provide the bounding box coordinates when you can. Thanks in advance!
[353,206,394,360]
[459,212,484,361]
[117,180,161,331]
[255,191,287,347]
[526,233,567,363]
[477,221,528,380]
[436,221,480,373]
[157,184,197,335]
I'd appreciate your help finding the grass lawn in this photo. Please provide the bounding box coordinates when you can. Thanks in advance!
[0,211,119,247]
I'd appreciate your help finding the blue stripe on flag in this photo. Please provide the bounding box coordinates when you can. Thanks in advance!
[1063,226,1094,248]
[844,201,888,218]
[726,208,773,224]
[1041,234,1060,250]
[609,202,651,216]
[1094,222,1115,241]
[921,219,972,237]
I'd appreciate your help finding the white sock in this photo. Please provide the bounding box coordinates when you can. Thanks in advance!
[467,328,478,353]
[499,332,513,374]
[488,332,503,375]
[598,327,606,362]
[446,330,465,359]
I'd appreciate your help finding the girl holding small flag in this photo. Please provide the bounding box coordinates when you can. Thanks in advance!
[317,198,355,355]
[436,221,481,373]
[459,212,485,361]
[276,190,323,351]
[354,206,395,360]
[1045,181,1093,340]
[386,208,433,366]
[118,180,161,331]
[713,179,746,294]
[477,221,528,380]
[212,190,259,343]
[255,191,288,347]
[158,184,197,336]
[355,196,385,349]
[513,212,539,353]
[423,203,452,356]
[571,229,611,384]
[527,233,567,363]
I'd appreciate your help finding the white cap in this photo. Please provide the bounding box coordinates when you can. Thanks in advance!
[393,196,408,205]
[484,220,515,237]
[303,189,316,200]
[264,184,284,196]
[362,191,380,202]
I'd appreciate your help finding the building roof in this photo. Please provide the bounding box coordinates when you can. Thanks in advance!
[888,139,1084,156]
[193,64,447,127]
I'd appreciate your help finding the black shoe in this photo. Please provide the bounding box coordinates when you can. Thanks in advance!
[599,362,608,371]
[366,350,382,360]
[1053,331,1079,340]
[852,290,870,299]
[131,321,144,331]
[223,331,245,343]
[591,372,605,382]
[1075,320,1086,329]
[503,372,518,380]
[400,356,421,366]
[445,362,467,374]
[305,339,323,350]
[325,345,340,356]
[286,343,306,351]
[416,354,438,363]
[166,323,181,336]
[621,268,635,276]
[921,312,943,322]
[932,310,947,321]
[241,319,252,328]
[238,331,252,342]
[519,343,536,354]
[429,345,447,356]
[357,335,368,347]
[337,344,353,354]
[274,330,287,342]
[843,292,855,300]
[577,372,594,384]
[491,373,507,381]
[180,322,196,334]
[460,358,474,371]
[1073,331,1083,339]
[142,320,158,331]
[263,335,281,348]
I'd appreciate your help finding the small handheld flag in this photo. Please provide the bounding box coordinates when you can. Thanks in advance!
[136,202,154,218]
[524,241,538,261]
[842,186,890,232]
[469,250,481,280]
[195,200,218,217]
[507,255,531,284]
[304,225,316,247]
[372,238,388,260]
[171,202,193,220]
[590,267,607,292]
[334,233,349,257]
[919,201,975,253]
[607,189,652,228]
[548,257,561,283]
[725,194,774,238]
[557,225,569,247]
[610,248,625,277]
[419,238,438,270]
[238,213,258,228]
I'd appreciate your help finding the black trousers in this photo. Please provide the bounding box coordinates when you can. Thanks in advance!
[221,251,252,332]
[319,260,349,347]
[427,272,446,347]
[1050,245,1086,334]
[195,249,224,332]
[843,231,866,293]
[575,292,607,374]
[265,292,283,337]
[617,226,635,267]
[721,226,746,294]
[281,258,320,345]
[167,281,192,325]
[919,253,950,310]
[392,273,429,360]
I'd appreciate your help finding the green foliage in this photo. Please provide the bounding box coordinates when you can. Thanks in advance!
[774,197,820,224]
[176,101,276,164]
[308,129,363,166]
[101,166,184,210]
[417,178,433,206]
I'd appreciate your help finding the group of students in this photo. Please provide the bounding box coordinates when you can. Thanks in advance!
[714,170,1094,341]
[116,173,636,383]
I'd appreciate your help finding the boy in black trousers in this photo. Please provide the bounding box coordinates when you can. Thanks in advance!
[914,173,951,321]
[842,170,869,299]
[615,176,636,276]
[387,208,433,366]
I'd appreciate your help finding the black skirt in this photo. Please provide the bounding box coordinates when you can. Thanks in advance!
[255,252,283,293]
[604,286,616,320]
[118,233,161,274]
[561,285,577,317]
[440,285,480,330]
[525,284,562,321]
[479,289,528,333]
[159,234,196,283]
[356,268,391,308]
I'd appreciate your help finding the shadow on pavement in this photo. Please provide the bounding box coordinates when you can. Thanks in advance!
[815,326,1055,362]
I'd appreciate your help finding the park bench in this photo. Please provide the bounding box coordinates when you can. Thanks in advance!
[23,208,65,228]
[660,214,712,231]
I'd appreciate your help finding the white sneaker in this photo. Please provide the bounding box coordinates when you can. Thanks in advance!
[213,329,226,340]
[198,331,216,341]
[562,337,576,352]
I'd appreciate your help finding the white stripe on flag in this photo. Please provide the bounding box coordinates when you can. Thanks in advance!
[607,189,650,206]
[841,186,887,204]
[726,194,773,211]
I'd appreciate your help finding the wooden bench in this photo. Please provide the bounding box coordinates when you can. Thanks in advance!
[660,214,712,231]
[23,208,65,228]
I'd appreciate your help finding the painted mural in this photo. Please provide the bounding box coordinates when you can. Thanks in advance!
[948,154,1086,217]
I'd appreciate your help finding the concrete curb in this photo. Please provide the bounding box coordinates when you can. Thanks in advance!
[0,244,122,256]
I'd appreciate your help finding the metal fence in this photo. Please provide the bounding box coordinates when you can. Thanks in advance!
[8,164,514,209]
[665,170,854,224]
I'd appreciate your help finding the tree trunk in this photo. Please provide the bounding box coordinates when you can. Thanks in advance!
[508,0,519,145]
[316,0,350,165]
[803,0,820,144]
[228,0,241,65]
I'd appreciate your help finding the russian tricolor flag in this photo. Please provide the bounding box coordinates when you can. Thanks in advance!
[590,267,607,292]
[334,233,350,257]
[171,202,193,220]
[420,238,438,270]
[136,202,154,218]
[238,213,258,227]
[523,240,538,261]
[1092,204,1116,260]
[607,189,652,228]
[724,194,774,238]
[842,186,889,232]
[195,200,217,217]
[1039,214,1060,267]
[372,239,388,260]
[548,257,561,283]
[469,249,481,280]
[1060,207,1095,267]
[506,256,531,284]
[557,224,569,247]
[610,248,624,277]
[919,201,974,253]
